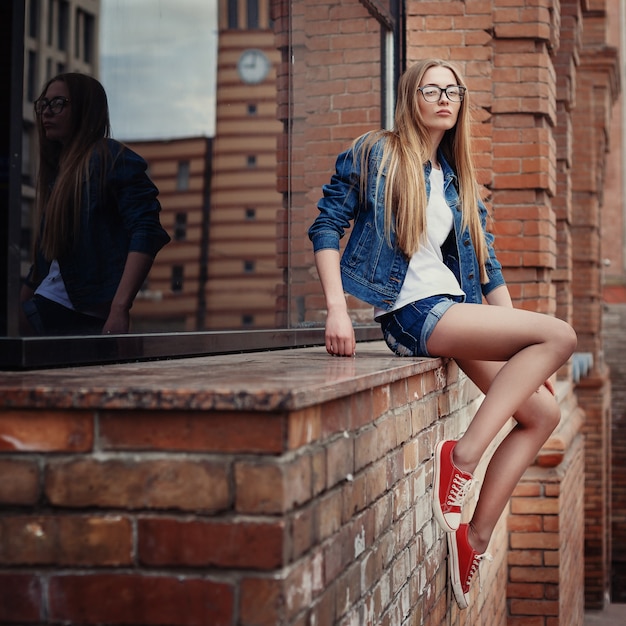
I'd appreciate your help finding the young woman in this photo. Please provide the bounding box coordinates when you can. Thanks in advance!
[20,73,170,336]
[308,59,577,609]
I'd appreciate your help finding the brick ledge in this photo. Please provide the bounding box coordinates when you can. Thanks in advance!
[0,342,444,412]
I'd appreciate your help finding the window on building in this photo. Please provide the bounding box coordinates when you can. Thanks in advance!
[247,103,257,115]
[74,8,80,58]
[83,12,94,62]
[26,50,37,102]
[246,155,256,167]
[243,260,255,273]
[227,1,237,28]
[28,0,39,38]
[174,213,187,241]
[58,0,69,51]
[46,0,54,45]
[171,266,184,293]
[245,208,256,221]
[177,161,190,190]
[242,314,254,326]
[247,0,259,28]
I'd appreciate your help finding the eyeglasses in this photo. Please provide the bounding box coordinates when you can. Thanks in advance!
[34,96,70,116]
[418,85,466,103]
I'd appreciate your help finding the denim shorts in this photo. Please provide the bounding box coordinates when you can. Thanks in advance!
[379,294,464,357]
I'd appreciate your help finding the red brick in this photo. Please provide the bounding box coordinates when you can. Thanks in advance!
[507,549,544,566]
[292,503,315,558]
[511,496,559,515]
[100,410,285,453]
[0,515,132,565]
[288,405,322,448]
[507,514,543,532]
[235,454,312,514]
[45,458,229,512]
[510,531,560,550]
[326,433,354,488]
[319,397,351,438]
[0,410,93,452]
[307,584,337,626]
[284,553,324,620]
[508,618,545,626]
[507,582,545,599]
[0,573,42,622]
[48,574,234,626]
[138,517,285,569]
[239,576,285,625]
[510,565,559,583]
[0,459,39,504]
[509,598,559,616]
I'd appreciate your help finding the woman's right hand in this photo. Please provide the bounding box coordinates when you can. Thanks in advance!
[314,249,356,357]
[325,307,356,356]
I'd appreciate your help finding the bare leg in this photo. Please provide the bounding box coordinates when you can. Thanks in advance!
[426,303,576,551]
[454,359,561,552]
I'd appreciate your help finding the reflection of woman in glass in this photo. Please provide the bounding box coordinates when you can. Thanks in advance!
[309,59,577,609]
[20,73,170,336]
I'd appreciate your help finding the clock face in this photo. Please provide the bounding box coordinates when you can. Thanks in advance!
[237,49,270,85]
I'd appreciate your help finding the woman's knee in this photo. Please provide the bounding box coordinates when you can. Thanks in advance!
[515,390,561,434]
[551,318,578,361]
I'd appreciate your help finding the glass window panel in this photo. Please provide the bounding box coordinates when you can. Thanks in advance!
[1,0,402,367]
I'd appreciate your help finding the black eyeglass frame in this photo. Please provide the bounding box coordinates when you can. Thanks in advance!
[417,85,466,103]
[34,96,70,116]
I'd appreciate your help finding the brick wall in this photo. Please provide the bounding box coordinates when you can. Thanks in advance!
[602,0,626,606]
[569,2,620,608]
[284,0,619,613]
[0,348,585,625]
[604,304,626,601]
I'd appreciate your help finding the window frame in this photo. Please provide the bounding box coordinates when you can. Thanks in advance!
[0,0,404,369]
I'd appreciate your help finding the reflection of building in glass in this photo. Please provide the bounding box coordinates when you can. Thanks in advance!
[128,1,283,332]
[22,0,100,276]
[202,0,282,329]
[125,137,213,332]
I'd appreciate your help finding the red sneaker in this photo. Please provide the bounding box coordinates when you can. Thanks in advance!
[432,440,473,532]
[447,524,492,609]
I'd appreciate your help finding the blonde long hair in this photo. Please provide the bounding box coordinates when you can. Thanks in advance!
[355,59,489,282]
[34,73,111,261]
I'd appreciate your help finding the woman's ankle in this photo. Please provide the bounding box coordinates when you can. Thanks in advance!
[467,521,491,554]
[451,440,479,475]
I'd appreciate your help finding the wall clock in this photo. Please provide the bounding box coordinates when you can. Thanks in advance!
[237,49,270,85]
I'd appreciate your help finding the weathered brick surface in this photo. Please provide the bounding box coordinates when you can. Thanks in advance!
[47,574,234,626]
[0,515,132,566]
[45,457,231,512]
[0,410,93,452]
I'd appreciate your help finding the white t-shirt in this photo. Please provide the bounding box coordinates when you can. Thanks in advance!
[375,167,464,318]
[35,259,75,310]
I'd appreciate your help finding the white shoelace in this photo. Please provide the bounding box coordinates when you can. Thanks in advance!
[467,551,493,592]
[447,473,473,507]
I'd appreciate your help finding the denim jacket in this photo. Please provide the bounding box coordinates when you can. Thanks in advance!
[308,136,505,311]
[26,139,171,310]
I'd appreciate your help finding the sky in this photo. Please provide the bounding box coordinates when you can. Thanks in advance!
[100,0,218,141]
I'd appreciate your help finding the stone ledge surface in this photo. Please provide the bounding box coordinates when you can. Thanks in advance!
[0,342,441,412]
